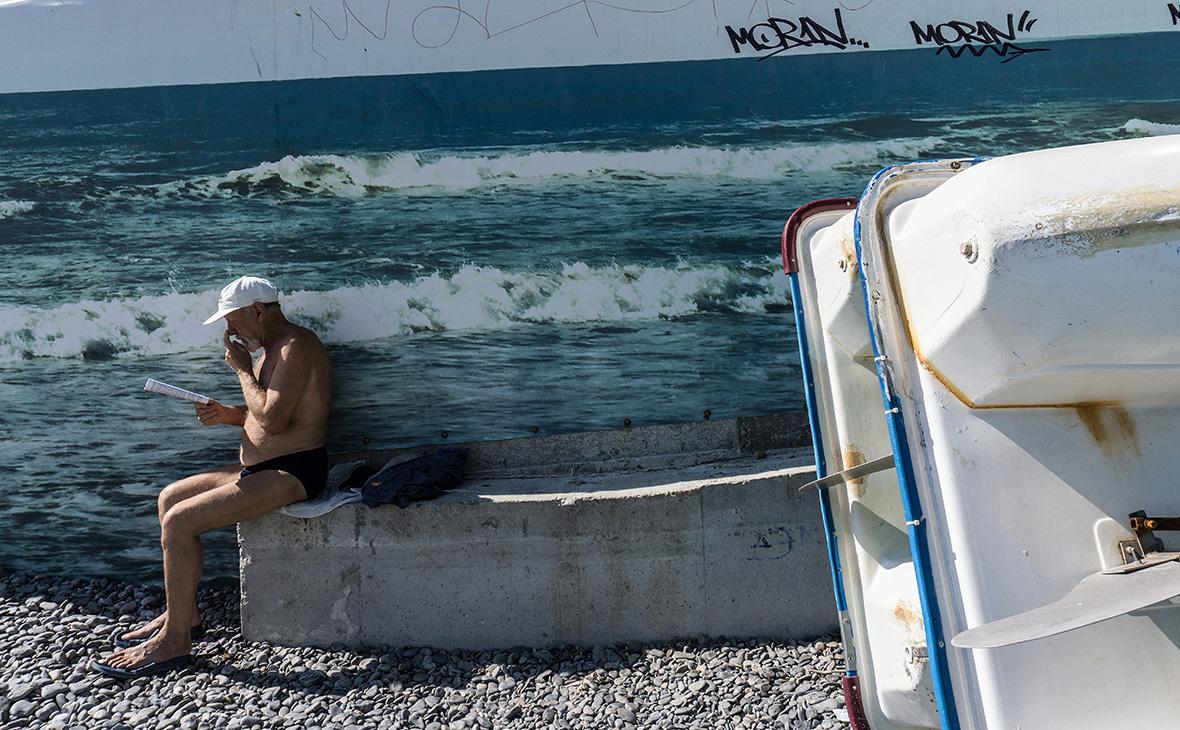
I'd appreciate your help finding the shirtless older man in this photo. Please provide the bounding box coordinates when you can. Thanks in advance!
[93,276,332,678]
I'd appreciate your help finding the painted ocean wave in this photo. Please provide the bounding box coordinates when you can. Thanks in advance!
[0,259,790,361]
[102,138,943,199]
[0,200,35,219]
[1122,118,1180,136]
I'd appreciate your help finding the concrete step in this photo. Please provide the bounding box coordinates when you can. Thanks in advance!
[238,413,832,650]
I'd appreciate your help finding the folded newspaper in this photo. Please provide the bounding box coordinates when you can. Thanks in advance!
[144,378,211,405]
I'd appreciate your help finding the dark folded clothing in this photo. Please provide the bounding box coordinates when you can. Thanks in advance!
[361,448,468,508]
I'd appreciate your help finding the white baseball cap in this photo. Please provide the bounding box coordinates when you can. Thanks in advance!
[203,276,279,325]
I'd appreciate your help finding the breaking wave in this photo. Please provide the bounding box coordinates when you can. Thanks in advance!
[1122,118,1180,137]
[0,260,790,361]
[114,138,942,199]
[0,200,35,219]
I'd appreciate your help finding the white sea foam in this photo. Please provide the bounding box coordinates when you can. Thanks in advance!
[1122,119,1180,137]
[135,138,942,198]
[0,260,789,361]
[0,200,35,219]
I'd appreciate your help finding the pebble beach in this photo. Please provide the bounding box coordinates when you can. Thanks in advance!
[1,572,851,729]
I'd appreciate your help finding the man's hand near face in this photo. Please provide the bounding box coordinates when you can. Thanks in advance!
[223,331,253,373]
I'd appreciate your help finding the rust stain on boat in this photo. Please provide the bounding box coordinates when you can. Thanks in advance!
[839,235,858,281]
[1075,403,1141,460]
[842,447,867,497]
[875,180,1180,410]
[1037,186,1180,259]
[893,600,924,635]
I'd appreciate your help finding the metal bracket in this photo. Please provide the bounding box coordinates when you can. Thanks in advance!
[1105,550,1180,575]
[798,454,895,493]
[1107,511,1180,573]
[1129,513,1180,533]
[1117,539,1146,566]
[1127,510,1171,559]
[837,610,858,671]
[904,644,929,664]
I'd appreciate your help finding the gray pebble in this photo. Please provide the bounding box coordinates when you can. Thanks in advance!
[9,683,38,702]
[9,700,36,718]
[1,572,851,729]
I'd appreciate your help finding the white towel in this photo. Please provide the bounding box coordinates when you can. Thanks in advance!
[278,460,366,519]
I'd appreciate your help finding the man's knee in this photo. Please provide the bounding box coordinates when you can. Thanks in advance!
[157,483,180,521]
[160,507,200,546]
[158,467,236,520]
[157,478,195,521]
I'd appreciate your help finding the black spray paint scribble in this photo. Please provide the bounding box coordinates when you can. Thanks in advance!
[746,0,788,22]
[744,525,810,562]
[1169,2,1180,25]
[725,9,869,60]
[411,0,695,49]
[308,0,393,60]
[910,10,1048,63]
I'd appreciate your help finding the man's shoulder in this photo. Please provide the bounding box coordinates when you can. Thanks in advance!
[278,325,328,359]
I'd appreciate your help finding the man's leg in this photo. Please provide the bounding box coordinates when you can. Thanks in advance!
[102,470,306,670]
[118,464,242,643]
[157,464,242,522]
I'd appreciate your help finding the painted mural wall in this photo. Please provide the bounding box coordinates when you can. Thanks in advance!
[3,0,1180,579]
[3,0,1180,92]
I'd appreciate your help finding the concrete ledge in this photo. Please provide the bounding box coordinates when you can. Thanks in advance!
[345,411,813,477]
[239,413,832,650]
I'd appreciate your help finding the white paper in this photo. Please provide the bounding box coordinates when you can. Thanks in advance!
[144,378,211,405]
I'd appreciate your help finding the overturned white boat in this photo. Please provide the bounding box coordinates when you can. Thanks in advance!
[784,135,1180,729]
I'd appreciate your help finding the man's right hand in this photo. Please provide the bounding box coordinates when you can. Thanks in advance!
[195,400,244,428]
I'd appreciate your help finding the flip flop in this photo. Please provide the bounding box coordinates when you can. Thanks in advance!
[111,623,206,648]
[91,654,194,679]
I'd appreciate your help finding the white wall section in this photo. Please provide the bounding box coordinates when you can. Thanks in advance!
[2,0,1178,93]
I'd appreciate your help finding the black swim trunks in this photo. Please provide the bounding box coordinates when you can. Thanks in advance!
[240,446,329,501]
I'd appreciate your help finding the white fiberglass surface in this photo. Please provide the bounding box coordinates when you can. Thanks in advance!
[885,136,1180,407]
[920,383,1180,728]
[862,139,1180,728]
[799,209,937,729]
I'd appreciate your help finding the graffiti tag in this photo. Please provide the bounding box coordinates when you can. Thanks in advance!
[725,9,870,61]
[909,10,1048,62]
[308,0,393,60]
[744,525,809,561]
[411,0,695,49]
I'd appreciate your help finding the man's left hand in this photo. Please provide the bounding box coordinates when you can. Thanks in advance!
[224,332,253,373]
